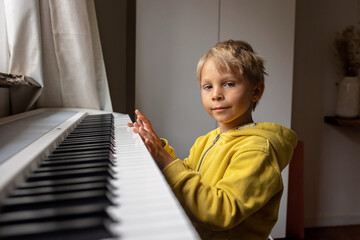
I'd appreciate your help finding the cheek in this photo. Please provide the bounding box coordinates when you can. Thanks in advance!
[201,92,208,106]
[233,91,252,108]
[201,94,213,115]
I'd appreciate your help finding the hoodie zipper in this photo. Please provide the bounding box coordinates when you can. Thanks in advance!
[197,134,220,172]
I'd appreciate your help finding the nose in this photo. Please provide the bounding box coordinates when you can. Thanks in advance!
[212,87,224,101]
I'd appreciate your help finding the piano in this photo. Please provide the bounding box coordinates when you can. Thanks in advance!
[0,108,199,240]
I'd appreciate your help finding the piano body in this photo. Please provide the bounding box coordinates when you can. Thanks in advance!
[0,108,199,239]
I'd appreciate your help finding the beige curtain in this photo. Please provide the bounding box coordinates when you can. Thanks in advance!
[0,0,112,114]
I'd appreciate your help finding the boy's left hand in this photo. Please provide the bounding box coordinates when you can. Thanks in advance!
[127,109,173,170]
[137,125,174,170]
[127,109,164,147]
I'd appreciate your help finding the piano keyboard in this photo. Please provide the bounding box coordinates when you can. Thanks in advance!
[0,108,199,240]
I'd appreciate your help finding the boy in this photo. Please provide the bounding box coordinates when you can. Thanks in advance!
[128,40,298,239]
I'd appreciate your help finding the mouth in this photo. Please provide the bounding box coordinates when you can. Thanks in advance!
[212,107,229,112]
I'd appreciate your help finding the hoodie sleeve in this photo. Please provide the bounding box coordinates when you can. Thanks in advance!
[161,138,177,159]
[162,139,283,230]
[161,138,197,169]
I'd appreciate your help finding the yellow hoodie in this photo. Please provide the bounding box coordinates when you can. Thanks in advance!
[161,122,298,240]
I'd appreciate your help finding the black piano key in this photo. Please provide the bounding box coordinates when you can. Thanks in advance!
[34,162,110,173]
[45,150,111,161]
[79,116,112,122]
[56,142,111,149]
[79,117,113,123]
[59,140,116,151]
[59,136,114,146]
[40,157,114,168]
[52,143,113,154]
[9,182,113,198]
[17,176,109,189]
[65,133,113,141]
[69,123,112,130]
[0,204,112,225]
[80,115,112,122]
[70,126,113,133]
[64,128,113,139]
[77,121,113,127]
[26,167,115,182]
[0,217,113,240]
[68,132,113,139]
[1,190,114,212]
[45,149,115,158]
[70,125,112,130]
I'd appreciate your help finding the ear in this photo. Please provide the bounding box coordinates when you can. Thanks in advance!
[251,82,264,102]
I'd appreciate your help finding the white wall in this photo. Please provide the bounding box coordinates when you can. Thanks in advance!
[136,0,218,159]
[136,0,296,238]
[293,0,360,227]
[220,0,296,128]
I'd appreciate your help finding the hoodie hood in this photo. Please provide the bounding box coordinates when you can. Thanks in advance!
[223,122,298,171]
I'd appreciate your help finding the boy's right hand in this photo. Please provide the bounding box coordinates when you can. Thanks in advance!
[127,109,164,148]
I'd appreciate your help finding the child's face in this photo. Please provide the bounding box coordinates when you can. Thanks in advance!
[200,59,260,133]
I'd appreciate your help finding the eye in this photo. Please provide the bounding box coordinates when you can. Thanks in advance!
[203,84,212,90]
[224,82,235,87]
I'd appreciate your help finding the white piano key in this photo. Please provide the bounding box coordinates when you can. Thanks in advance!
[110,115,199,239]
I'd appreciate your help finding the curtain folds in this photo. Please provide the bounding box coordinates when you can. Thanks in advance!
[0,0,112,114]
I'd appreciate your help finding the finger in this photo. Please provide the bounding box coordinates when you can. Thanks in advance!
[133,123,148,143]
[127,122,134,127]
[136,110,152,128]
[135,110,148,128]
[135,109,144,121]
[135,109,143,117]
[136,117,143,127]
[143,132,160,158]
[139,126,152,140]
[140,126,158,147]
[132,122,140,133]
[135,110,161,145]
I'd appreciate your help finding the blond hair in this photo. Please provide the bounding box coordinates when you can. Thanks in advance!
[197,40,266,109]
